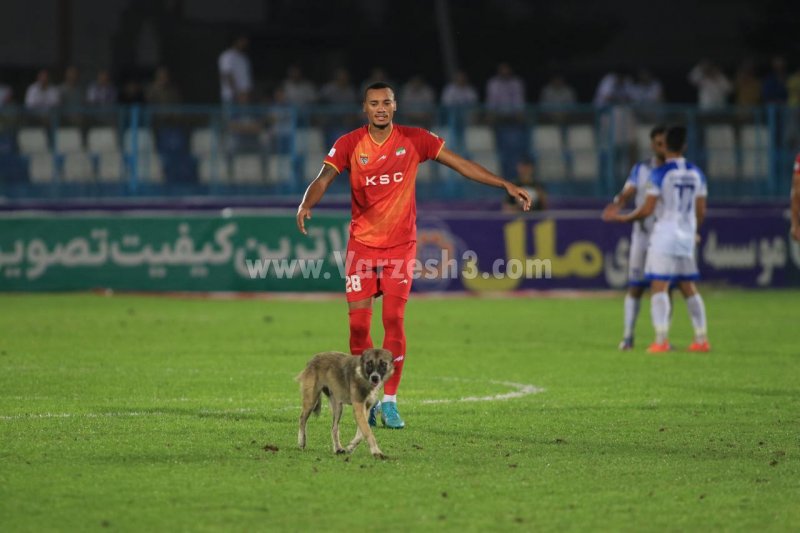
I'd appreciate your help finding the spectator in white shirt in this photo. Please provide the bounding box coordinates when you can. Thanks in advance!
[630,69,664,105]
[25,70,60,111]
[688,61,732,110]
[441,70,479,107]
[319,68,357,105]
[282,65,317,105]
[486,62,525,112]
[539,74,577,106]
[218,35,253,105]
[86,69,117,106]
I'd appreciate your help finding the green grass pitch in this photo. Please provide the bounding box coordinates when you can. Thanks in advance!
[1,291,798,532]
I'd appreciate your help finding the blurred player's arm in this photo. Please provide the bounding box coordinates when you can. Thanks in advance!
[603,195,656,223]
[436,147,531,211]
[792,168,800,241]
[695,196,707,228]
[296,163,338,235]
[611,184,637,207]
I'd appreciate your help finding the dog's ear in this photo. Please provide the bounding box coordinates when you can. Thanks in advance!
[379,348,394,360]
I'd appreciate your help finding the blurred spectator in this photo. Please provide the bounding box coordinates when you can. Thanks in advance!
[58,66,84,109]
[319,68,359,148]
[629,69,663,104]
[441,70,479,106]
[734,60,762,106]
[788,65,800,107]
[593,71,633,106]
[86,70,117,106]
[594,71,636,174]
[25,69,60,111]
[227,92,265,153]
[319,68,357,105]
[539,74,577,106]
[119,80,145,105]
[486,62,525,112]
[762,56,788,104]
[400,75,435,127]
[145,66,181,105]
[218,35,253,105]
[503,157,547,212]
[282,65,317,105]
[688,61,732,109]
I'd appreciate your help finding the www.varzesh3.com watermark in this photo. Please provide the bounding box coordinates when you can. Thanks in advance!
[245,250,552,281]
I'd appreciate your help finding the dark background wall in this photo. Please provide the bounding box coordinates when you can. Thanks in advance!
[0,0,798,104]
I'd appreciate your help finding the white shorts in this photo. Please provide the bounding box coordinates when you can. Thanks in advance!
[644,250,700,282]
[628,230,649,287]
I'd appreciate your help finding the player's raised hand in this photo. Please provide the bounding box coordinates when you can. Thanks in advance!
[296,205,312,235]
[506,183,532,211]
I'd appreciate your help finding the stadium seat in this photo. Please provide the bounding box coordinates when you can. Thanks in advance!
[704,125,737,179]
[296,127,325,153]
[470,152,500,174]
[302,153,326,183]
[62,152,96,183]
[465,126,496,152]
[28,153,57,183]
[740,125,768,180]
[157,127,189,155]
[17,128,49,155]
[232,154,264,184]
[571,152,598,181]
[123,129,155,153]
[0,154,29,183]
[54,127,84,154]
[266,155,295,184]
[532,125,563,152]
[162,154,198,184]
[636,124,655,159]
[128,152,164,183]
[190,128,223,156]
[198,156,230,184]
[0,131,16,155]
[536,154,568,182]
[704,125,735,150]
[566,125,596,151]
[87,127,119,153]
[97,152,124,182]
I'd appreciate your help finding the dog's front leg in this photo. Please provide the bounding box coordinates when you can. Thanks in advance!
[345,424,363,453]
[330,399,345,454]
[352,401,386,459]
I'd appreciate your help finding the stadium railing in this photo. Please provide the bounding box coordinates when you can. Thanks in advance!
[0,103,797,200]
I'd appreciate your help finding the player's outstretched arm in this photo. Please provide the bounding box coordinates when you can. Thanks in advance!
[603,195,657,223]
[435,147,531,210]
[297,163,338,235]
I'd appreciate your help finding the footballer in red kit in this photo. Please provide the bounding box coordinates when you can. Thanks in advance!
[297,82,532,429]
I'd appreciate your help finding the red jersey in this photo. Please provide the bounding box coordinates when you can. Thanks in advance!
[324,124,444,248]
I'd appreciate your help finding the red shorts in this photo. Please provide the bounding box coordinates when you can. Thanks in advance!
[345,239,416,302]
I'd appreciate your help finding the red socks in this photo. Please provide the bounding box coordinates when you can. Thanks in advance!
[381,295,407,395]
[348,307,373,356]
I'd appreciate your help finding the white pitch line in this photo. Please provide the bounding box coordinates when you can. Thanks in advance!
[419,381,545,404]
[1,380,545,420]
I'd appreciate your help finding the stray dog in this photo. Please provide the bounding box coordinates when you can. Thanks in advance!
[296,348,394,458]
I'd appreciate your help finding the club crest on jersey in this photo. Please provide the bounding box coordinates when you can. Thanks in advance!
[396,146,406,156]
[359,153,369,165]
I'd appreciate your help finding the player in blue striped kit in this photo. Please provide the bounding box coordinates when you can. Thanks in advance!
[603,125,710,353]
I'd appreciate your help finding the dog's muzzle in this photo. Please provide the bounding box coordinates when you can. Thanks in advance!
[369,373,381,387]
